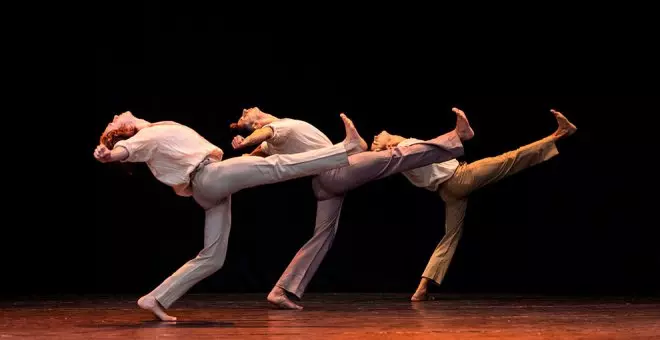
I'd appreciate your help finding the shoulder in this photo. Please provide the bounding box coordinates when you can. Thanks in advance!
[148,121,186,129]
[279,118,323,133]
[268,118,304,128]
[133,122,193,140]
[264,118,305,136]
[146,121,196,133]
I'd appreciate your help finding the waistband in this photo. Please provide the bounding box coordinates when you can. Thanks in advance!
[189,155,215,182]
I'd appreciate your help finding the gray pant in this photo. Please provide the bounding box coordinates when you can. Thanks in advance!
[148,143,351,309]
[275,131,464,298]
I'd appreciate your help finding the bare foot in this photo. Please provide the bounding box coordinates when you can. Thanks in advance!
[411,289,429,302]
[341,113,368,155]
[267,287,303,310]
[550,109,577,139]
[137,295,177,321]
[453,107,474,141]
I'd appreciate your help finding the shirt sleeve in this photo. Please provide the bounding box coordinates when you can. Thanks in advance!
[262,119,294,146]
[397,138,423,148]
[259,141,272,155]
[113,128,159,163]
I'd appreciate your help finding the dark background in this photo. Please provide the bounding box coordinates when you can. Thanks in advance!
[7,5,658,299]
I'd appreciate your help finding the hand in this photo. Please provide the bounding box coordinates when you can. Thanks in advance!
[232,135,246,149]
[94,144,112,163]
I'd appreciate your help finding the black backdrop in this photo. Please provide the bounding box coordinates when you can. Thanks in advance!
[7,5,658,299]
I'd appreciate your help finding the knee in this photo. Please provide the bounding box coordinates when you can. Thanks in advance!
[203,259,225,275]
[314,221,339,236]
[312,180,334,201]
[197,253,226,275]
[439,187,460,202]
[315,190,334,201]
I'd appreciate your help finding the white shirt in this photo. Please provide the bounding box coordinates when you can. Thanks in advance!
[260,118,333,155]
[114,121,223,197]
[399,138,460,192]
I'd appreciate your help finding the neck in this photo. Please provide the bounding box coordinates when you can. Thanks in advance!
[259,114,278,126]
[135,119,151,130]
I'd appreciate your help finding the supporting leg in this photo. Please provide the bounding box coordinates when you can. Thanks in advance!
[139,199,232,318]
[271,196,345,308]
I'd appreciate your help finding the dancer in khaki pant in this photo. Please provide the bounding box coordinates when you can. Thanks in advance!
[229,107,474,309]
[370,109,577,301]
[94,111,371,320]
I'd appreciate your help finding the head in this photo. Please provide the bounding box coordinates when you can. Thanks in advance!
[230,107,267,132]
[103,111,139,134]
[100,111,139,149]
[370,130,394,151]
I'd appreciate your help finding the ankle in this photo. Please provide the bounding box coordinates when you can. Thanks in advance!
[413,288,428,298]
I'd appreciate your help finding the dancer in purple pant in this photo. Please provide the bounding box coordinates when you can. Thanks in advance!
[230,107,474,309]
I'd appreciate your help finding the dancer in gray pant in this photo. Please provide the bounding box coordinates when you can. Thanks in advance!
[94,111,368,321]
[230,107,474,309]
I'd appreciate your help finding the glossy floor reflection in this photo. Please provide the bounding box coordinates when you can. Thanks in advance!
[1,294,658,339]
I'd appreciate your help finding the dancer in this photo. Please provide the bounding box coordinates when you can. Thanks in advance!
[230,107,473,309]
[94,111,368,320]
[370,109,577,301]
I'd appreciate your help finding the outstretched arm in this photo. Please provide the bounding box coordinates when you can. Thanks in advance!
[232,127,274,150]
[94,144,128,163]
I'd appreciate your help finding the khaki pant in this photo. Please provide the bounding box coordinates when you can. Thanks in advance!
[147,143,351,309]
[275,131,465,298]
[422,136,559,284]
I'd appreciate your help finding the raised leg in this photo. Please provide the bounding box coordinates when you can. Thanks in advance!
[314,131,464,200]
[442,136,559,199]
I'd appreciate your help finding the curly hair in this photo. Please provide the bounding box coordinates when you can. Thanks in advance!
[100,124,138,149]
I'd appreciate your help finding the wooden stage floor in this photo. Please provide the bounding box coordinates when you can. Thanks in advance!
[1,294,658,339]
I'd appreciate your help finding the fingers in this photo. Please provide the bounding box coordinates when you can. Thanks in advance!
[94,145,106,159]
[232,135,244,149]
[94,145,110,161]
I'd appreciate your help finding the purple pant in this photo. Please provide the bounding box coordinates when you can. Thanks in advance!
[275,130,464,298]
